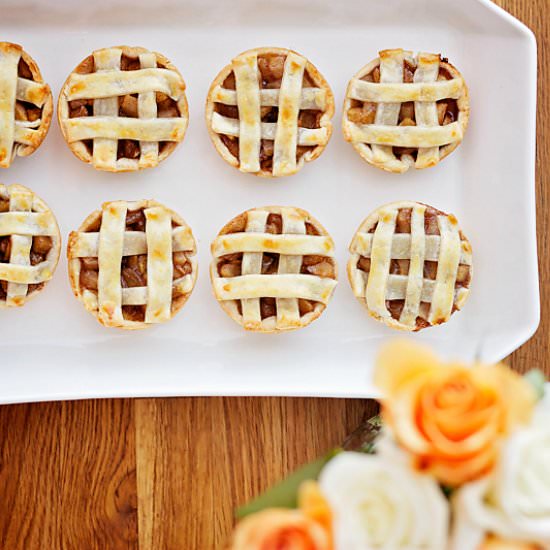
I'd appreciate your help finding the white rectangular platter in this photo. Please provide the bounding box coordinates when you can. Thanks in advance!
[0,0,539,403]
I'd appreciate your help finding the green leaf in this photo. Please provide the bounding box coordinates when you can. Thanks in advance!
[524,369,546,400]
[236,448,340,519]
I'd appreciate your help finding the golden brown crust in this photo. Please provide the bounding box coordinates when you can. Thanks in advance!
[205,47,334,178]
[67,199,198,330]
[57,45,189,173]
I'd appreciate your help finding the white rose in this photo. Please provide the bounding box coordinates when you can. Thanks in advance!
[451,400,550,550]
[319,449,449,550]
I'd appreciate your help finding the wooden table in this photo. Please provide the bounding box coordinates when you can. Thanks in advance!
[1,1,548,548]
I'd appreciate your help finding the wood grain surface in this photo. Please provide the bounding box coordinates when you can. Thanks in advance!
[0,1,548,548]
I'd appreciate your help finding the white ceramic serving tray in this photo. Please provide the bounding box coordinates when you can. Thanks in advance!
[0,0,538,403]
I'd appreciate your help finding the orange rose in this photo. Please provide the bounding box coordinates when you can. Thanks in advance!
[374,341,536,486]
[231,482,332,550]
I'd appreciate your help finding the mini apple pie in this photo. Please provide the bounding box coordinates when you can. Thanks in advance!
[0,42,53,168]
[0,184,61,307]
[58,46,189,172]
[206,47,334,177]
[343,49,469,173]
[348,201,472,331]
[67,199,197,329]
[211,206,338,332]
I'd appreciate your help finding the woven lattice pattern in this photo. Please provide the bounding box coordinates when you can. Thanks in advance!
[348,201,472,331]
[343,49,469,173]
[68,200,197,329]
[207,48,334,176]
[211,206,337,332]
[58,46,188,172]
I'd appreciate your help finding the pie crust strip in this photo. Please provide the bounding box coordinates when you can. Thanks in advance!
[64,117,186,143]
[365,207,397,320]
[92,48,122,170]
[351,233,471,264]
[69,226,194,257]
[212,233,333,257]
[371,49,405,168]
[6,187,33,305]
[239,209,267,328]
[273,53,306,176]
[428,215,462,324]
[398,204,426,327]
[233,52,262,173]
[144,206,173,323]
[376,276,467,304]
[0,44,19,167]
[16,78,49,106]
[97,201,126,325]
[121,276,194,306]
[346,121,462,148]
[66,68,185,101]
[214,274,337,303]
[0,212,58,236]
[137,52,160,169]
[211,112,326,146]
[384,276,435,301]
[276,208,306,328]
[13,123,43,147]
[348,78,463,103]
[80,276,194,309]
[212,86,326,110]
[0,262,53,285]
[414,53,441,168]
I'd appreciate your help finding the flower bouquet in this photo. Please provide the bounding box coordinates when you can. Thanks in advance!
[228,341,549,550]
